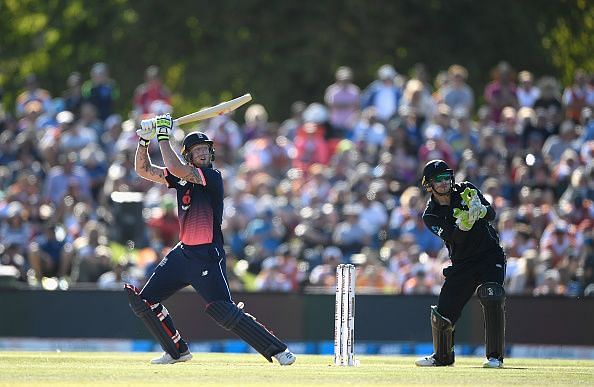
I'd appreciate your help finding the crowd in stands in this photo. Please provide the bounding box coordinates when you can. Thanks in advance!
[1,60,593,297]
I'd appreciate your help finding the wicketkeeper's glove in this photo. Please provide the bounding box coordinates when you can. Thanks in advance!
[460,187,487,223]
[453,208,475,231]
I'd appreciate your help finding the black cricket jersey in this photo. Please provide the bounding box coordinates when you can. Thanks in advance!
[164,166,224,246]
[422,181,504,263]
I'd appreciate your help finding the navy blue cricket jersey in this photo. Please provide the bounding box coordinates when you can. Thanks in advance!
[164,166,224,246]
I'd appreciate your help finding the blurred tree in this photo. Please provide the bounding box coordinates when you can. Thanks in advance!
[0,0,591,121]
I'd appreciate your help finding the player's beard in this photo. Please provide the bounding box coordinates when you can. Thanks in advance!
[432,182,451,197]
[190,155,211,168]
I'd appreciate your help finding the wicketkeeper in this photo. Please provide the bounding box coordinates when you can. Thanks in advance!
[127,113,296,365]
[415,159,506,368]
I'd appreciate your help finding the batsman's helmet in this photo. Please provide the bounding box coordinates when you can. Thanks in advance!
[181,131,215,162]
[421,159,453,190]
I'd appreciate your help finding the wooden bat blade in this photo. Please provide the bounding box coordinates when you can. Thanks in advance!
[173,94,252,125]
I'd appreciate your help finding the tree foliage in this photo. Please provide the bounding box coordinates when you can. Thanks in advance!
[0,0,591,120]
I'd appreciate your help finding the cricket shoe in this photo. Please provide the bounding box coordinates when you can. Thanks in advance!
[415,354,454,367]
[273,349,296,366]
[483,357,503,368]
[150,350,193,365]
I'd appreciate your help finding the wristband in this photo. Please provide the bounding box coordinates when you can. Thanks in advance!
[139,138,150,147]
[157,133,169,142]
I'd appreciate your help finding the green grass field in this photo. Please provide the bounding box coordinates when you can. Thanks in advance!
[1,352,593,386]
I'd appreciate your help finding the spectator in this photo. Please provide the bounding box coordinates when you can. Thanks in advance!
[533,76,564,134]
[15,74,53,118]
[58,110,98,155]
[253,257,292,292]
[400,78,435,130]
[82,62,119,121]
[517,71,540,108]
[360,64,402,124]
[71,221,112,283]
[324,66,361,138]
[293,120,331,172]
[332,204,369,258]
[562,69,594,123]
[484,61,518,124]
[446,107,480,161]
[62,71,84,117]
[242,104,269,141]
[352,107,387,164]
[27,223,72,282]
[542,120,578,164]
[441,64,474,113]
[0,202,31,252]
[278,100,306,140]
[133,65,171,116]
[146,194,179,248]
[308,246,343,287]
[0,242,27,283]
[97,251,138,290]
[42,152,92,206]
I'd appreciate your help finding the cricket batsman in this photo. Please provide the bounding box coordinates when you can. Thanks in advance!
[125,113,296,365]
[415,159,506,368]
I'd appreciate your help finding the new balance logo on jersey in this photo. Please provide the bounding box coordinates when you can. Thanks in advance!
[431,226,444,236]
[201,270,208,276]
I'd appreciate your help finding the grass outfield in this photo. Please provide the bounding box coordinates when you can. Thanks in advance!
[1,352,593,386]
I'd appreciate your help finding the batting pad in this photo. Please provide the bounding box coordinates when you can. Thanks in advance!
[125,284,181,360]
[206,301,287,362]
[477,282,506,360]
[430,305,455,365]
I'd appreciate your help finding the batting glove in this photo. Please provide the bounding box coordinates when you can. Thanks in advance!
[137,118,156,147]
[156,113,173,142]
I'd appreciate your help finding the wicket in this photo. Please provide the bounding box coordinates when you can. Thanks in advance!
[334,263,356,366]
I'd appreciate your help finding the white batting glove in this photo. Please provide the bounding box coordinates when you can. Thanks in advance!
[137,118,156,147]
[156,113,173,142]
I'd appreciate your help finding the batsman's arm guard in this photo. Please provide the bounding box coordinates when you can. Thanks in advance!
[205,301,287,363]
[477,282,506,361]
[430,306,455,366]
[125,284,181,360]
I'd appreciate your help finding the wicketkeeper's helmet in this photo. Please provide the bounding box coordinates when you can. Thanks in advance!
[181,131,215,162]
[421,159,453,190]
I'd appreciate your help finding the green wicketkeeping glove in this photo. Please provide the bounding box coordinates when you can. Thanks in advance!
[453,207,475,231]
[460,187,487,223]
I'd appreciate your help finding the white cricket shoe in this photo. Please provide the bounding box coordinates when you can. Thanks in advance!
[273,349,296,366]
[150,350,193,365]
[415,354,454,367]
[415,355,437,367]
[483,357,503,368]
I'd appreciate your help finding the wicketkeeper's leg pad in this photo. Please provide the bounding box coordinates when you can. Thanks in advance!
[476,282,505,361]
[205,301,287,362]
[125,284,181,360]
[431,305,455,365]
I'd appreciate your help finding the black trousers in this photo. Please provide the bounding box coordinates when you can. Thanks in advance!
[141,243,233,305]
[437,252,506,325]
